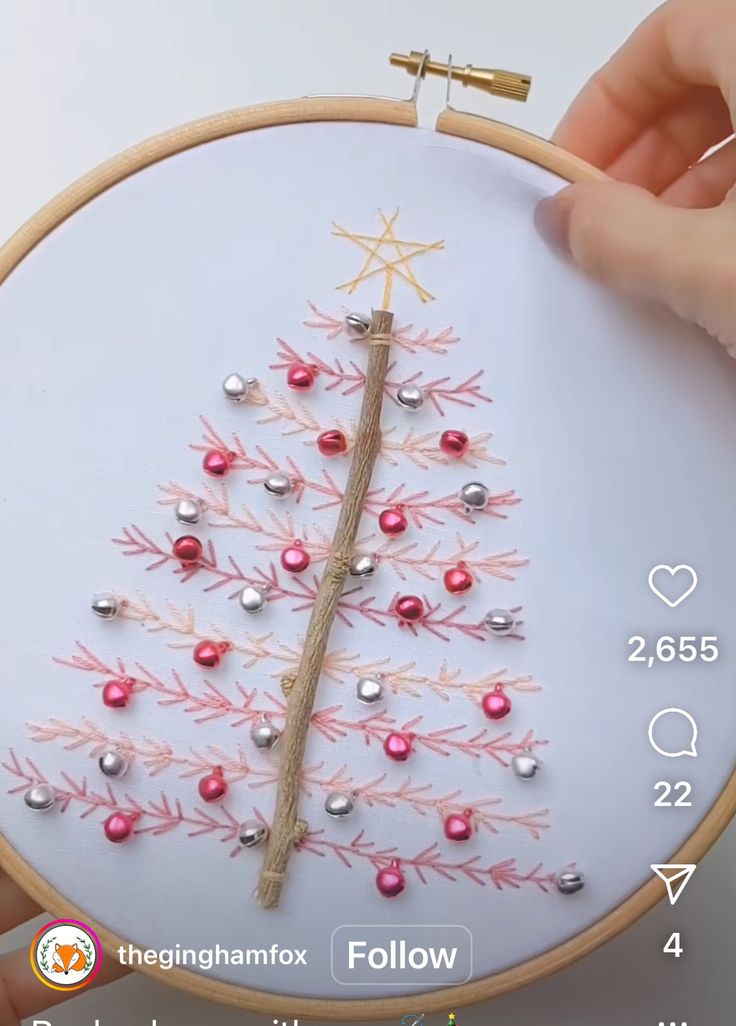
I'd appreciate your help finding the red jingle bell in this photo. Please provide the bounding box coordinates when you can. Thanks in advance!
[395,594,424,623]
[280,540,311,574]
[384,731,413,762]
[173,535,203,565]
[203,449,234,477]
[440,429,470,458]
[198,767,228,803]
[379,506,408,536]
[376,859,406,898]
[102,678,134,709]
[193,640,230,669]
[317,429,348,456]
[444,809,474,842]
[443,564,473,594]
[287,363,316,391]
[482,685,512,721]
[103,811,139,844]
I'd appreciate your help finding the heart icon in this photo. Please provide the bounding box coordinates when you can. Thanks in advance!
[648,564,698,608]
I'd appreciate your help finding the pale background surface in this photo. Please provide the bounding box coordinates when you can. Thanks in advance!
[2,2,735,1025]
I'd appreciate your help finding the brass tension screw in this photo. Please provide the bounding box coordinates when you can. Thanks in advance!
[390,50,532,102]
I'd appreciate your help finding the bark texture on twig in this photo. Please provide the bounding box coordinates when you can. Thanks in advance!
[256,309,394,909]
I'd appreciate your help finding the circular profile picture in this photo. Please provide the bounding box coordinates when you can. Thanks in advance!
[30,919,101,992]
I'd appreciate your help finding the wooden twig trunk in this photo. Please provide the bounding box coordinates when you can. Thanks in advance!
[256,309,394,909]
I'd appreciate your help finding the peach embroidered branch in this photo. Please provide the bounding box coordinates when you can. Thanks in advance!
[310,709,546,766]
[297,829,557,891]
[304,302,460,355]
[319,654,540,702]
[56,644,540,717]
[373,536,527,583]
[26,726,549,840]
[197,414,501,471]
[305,767,549,839]
[271,340,492,414]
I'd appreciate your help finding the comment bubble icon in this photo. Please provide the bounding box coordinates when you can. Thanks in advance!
[647,708,698,759]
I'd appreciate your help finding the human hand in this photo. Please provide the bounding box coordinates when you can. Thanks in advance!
[0,870,128,1025]
[535,0,736,355]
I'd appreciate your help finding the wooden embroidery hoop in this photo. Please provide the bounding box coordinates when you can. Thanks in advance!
[0,89,733,1022]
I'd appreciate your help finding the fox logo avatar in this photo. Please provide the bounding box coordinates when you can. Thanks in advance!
[52,942,87,975]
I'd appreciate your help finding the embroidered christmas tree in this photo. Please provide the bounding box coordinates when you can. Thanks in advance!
[7,210,575,907]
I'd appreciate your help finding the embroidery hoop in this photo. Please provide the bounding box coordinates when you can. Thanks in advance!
[0,83,734,1022]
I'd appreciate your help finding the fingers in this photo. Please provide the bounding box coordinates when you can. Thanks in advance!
[0,873,41,933]
[534,182,736,353]
[0,873,129,1025]
[661,137,736,207]
[604,88,732,192]
[553,0,736,168]
[0,943,129,1025]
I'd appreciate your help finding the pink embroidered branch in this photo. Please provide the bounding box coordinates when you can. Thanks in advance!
[4,751,555,882]
[113,537,361,617]
[190,418,305,498]
[296,829,557,891]
[26,726,549,840]
[271,340,492,414]
[52,650,291,725]
[108,552,498,641]
[163,451,519,525]
[304,302,460,355]
[57,642,541,709]
[128,502,528,584]
[2,751,244,841]
[389,593,522,643]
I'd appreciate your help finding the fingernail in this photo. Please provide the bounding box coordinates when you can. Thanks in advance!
[534,193,572,255]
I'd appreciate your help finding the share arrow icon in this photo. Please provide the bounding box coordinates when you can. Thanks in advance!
[651,864,697,906]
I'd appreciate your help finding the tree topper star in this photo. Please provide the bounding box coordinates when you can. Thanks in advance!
[332,209,444,308]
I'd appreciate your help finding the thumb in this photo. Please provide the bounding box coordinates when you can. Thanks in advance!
[534,181,736,354]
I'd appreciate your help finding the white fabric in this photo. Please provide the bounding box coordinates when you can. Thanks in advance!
[0,121,735,1001]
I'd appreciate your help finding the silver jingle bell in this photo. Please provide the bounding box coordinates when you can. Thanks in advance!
[458,481,490,513]
[325,791,355,818]
[396,382,425,412]
[98,750,130,779]
[556,870,585,895]
[356,675,384,705]
[512,749,540,780]
[239,585,268,615]
[264,471,294,500]
[91,593,120,620]
[174,497,203,525]
[348,553,377,580]
[222,373,256,403]
[345,311,371,337]
[251,715,281,751]
[485,608,515,636]
[24,784,56,812]
[239,819,269,849]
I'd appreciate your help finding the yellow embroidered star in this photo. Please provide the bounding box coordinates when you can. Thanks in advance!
[332,209,444,307]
